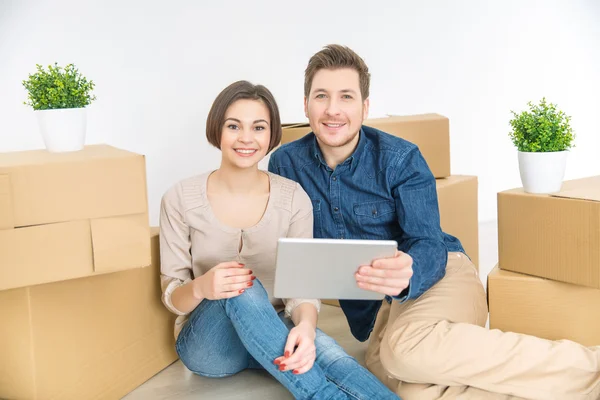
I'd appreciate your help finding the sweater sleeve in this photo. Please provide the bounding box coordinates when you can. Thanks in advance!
[159,183,193,316]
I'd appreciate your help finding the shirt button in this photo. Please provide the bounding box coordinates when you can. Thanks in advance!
[332,177,337,181]
[334,207,339,212]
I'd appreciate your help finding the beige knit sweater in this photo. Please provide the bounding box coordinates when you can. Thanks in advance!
[159,171,321,338]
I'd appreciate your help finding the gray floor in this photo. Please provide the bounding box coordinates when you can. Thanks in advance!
[124,221,499,400]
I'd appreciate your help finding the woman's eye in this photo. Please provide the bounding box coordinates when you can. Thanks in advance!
[255,126,265,131]
[227,124,239,130]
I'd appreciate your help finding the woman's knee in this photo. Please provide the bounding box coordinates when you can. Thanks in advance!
[177,343,247,378]
[314,331,355,369]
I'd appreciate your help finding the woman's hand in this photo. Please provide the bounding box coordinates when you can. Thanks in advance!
[193,261,254,300]
[274,321,317,375]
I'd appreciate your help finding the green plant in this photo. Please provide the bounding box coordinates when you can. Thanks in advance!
[508,97,574,152]
[22,63,96,110]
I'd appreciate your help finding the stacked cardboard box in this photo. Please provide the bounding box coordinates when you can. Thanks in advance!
[0,146,177,400]
[489,176,600,345]
[281,114,479,306]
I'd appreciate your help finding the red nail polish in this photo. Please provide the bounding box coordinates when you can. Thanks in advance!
[248,270,253,274]
[239,263,245,267]
[239,289,244,294]
[284,351,290,357]
[293,369,299,374]
[274,359,281,365]
[279,364,286,371]
[251,276,256,280]
[247,281,253,287]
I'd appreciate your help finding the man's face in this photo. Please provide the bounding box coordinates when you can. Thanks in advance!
[304,68,369,151]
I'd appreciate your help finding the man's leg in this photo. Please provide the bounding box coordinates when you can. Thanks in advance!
[366,252,600,400]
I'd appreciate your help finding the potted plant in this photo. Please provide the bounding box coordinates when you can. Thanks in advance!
[23,63,96,152]
[508,97,575,194]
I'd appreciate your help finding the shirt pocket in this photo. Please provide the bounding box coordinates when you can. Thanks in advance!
[311,199,324,238]
[353,200,397,237]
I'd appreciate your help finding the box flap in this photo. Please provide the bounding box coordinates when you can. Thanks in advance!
[0,174,14,230]
[0,220,93,291]
[0,144,138,168]
[550,176,600,202]
[91,214,151,273]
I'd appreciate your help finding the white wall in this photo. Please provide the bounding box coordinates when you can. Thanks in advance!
[1,0,599,225]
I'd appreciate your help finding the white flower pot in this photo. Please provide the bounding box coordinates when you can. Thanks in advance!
[518,151,568,194]
[35,107,87,152]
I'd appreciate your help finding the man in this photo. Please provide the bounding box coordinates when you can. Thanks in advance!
[268,44,600,400]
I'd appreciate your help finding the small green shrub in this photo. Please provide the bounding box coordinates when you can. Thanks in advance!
[23,63,96,110]
[508,97,574,152]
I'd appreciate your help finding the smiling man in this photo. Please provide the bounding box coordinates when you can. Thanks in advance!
[268,44,600,400]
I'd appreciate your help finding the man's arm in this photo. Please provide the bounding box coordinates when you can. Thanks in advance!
[355,147,447,301]
[390,147,447,301]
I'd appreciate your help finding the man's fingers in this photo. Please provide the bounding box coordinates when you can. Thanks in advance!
[373,251,411,269]
[357,266,396,278]
[357,281,408,296]
[355,273,409,287]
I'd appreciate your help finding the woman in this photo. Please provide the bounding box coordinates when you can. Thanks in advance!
[159,80,399,400]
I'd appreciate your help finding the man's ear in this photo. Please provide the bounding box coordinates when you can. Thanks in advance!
[304,96,308,118]
[362,97,370,120]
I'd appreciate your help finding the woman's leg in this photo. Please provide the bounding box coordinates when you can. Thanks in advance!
[180,278,350,399]
[278,314,399,400]
[176,295,258,377]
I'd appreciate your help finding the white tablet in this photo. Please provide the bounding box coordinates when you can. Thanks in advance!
[273,238,398,301]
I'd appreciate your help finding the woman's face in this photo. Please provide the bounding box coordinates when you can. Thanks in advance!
[220,99,271,169]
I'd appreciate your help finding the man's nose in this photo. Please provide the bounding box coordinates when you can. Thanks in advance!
[325,99,341,116]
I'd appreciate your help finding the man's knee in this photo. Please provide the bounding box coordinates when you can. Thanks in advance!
[380,321,439,381]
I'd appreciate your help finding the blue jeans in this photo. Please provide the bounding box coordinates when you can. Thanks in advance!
[175,279,400,400]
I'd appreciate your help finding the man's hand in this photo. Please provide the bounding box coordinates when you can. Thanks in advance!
[273,322,317,375]
[355,250,413,296]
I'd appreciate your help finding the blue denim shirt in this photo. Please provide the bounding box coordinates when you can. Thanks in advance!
[268,125,466,342]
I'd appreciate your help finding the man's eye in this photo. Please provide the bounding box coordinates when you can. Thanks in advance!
[342,95,353,100]
[315,94,326,99]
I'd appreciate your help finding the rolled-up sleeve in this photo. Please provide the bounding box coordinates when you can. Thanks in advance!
[282,184,321,318]
[159,184,193,316]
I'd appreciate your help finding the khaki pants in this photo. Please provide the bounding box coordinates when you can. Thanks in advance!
[365,252,600,400]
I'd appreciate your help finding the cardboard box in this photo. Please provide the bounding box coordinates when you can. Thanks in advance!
[281,114,451,178]
[498,176,600,288]
[488,265,600,346]
[322,175,478,307]
[0,145,151,291]
[0,228,178,400]
[0,145,148,229]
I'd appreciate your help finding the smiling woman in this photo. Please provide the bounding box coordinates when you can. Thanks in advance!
[158,80,399,399]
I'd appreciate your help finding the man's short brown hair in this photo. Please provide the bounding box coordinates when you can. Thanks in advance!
[206,80,282,153]
[304,44,371,100]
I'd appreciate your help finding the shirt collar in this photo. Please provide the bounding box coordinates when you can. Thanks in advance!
[311,127,367,172]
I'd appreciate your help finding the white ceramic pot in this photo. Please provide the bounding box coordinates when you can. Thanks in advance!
[35,107,87,152]
[518,151,568,194]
